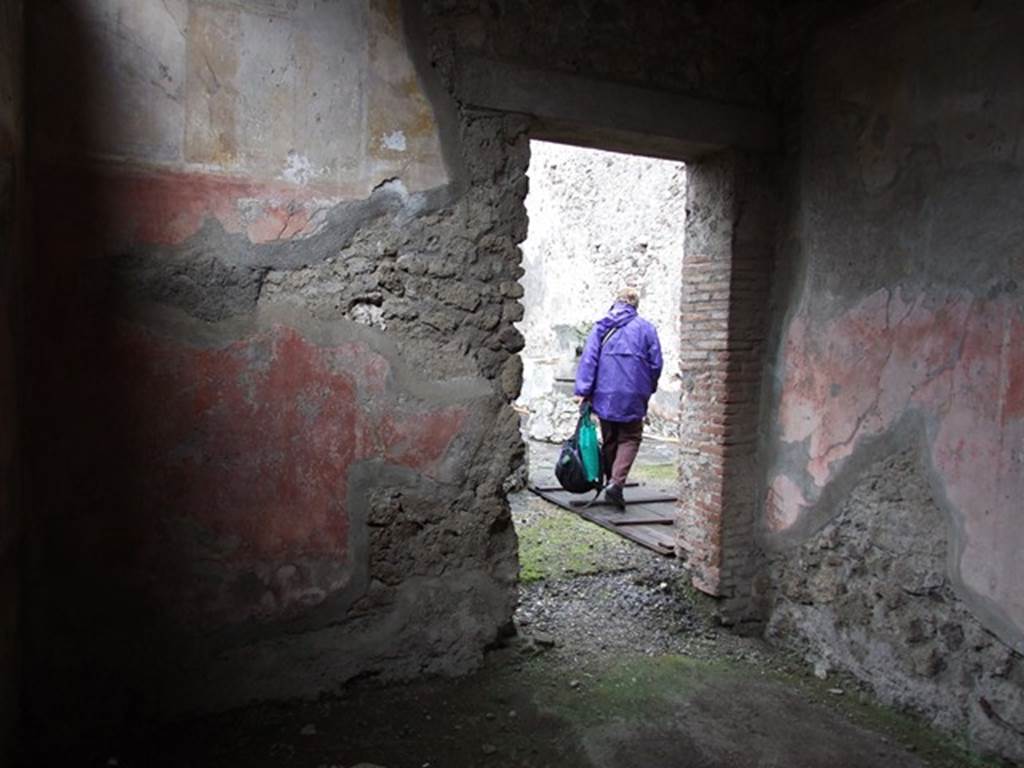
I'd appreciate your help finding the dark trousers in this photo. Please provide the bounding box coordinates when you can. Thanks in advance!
[599,419,644,486]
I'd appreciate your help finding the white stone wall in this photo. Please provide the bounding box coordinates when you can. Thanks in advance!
[517,140,686,441]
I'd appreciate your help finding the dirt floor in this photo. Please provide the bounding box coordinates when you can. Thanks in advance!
[31,438,1004,767]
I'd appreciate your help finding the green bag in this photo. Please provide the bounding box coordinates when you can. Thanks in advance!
[578,404,601,484]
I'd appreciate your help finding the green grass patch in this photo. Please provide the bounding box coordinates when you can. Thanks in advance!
[517,510,623,583]
[630,462,678,485]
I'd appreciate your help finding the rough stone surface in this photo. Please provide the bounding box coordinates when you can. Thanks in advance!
[31,440,983,767]
[767,448,1024,764]
[516,140,685,443]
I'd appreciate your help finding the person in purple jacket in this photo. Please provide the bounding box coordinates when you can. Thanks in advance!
[574,287,663,510]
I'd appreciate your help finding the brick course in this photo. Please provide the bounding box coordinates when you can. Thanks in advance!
[676,151,775,625]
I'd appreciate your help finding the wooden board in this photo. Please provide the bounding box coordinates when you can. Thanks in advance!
[568,494,676,507]
[528,484,678,557]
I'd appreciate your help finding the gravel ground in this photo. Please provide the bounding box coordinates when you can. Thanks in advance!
[516,567,700,655]
[509,436,795,672]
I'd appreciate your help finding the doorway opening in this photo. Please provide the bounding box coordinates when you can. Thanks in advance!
[508,139,705,655]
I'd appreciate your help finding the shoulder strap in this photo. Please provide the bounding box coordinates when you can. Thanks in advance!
[600,317,636,348]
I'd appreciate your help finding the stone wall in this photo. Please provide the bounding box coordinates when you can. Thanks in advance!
[0,0,23,756]
[23,0,526,729]
[517,140,685,443]
[768,447,1024,764]
[762,0,1024,759]
[423,0,784,619]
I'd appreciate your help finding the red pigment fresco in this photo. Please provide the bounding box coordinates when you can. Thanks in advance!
[80,166,352,246]
[105,324,466,624]
[770,288,1024,634]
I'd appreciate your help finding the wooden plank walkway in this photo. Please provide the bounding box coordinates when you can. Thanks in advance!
[528,483,678,557]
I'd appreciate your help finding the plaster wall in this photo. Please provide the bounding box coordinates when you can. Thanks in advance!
[24,0,526,730]
[763,0,1024,758]
[0,0,24,755]
[517,140,685,442]
[33,0,448,245]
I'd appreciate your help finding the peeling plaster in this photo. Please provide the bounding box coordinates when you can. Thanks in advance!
[767,287,1024,651]
[280,150,318,186]
[380,130,408,152]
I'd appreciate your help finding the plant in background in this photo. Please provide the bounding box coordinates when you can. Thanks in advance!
[552,322,594,358]
[572,321,593,357]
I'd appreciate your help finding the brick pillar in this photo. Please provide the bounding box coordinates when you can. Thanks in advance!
[677,151,775,626]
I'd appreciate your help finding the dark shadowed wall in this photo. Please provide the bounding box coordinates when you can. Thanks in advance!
[0,0,24,757]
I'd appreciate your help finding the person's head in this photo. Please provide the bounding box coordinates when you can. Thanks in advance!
[616,286,640,309]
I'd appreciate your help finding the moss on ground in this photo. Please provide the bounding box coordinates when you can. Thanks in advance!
[516,652,1003,768]
[517,509,624,582]
[783,672,1007,768]
[524,653,739,723]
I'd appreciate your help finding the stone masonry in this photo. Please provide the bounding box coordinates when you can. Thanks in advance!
[767,448,1024,764]
[760,2,1024,759]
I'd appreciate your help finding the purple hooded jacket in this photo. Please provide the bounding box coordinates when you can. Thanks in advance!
[574,302,663,423]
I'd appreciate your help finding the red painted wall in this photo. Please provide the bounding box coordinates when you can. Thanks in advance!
[23,0,466,638]
[35,316,465,628]
[764,0,1024,652]
[769,290,1024,640]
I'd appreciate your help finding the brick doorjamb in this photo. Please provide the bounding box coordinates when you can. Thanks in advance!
[676,150,775,626]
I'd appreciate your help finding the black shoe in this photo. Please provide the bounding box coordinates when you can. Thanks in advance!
[605,484,626,511]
